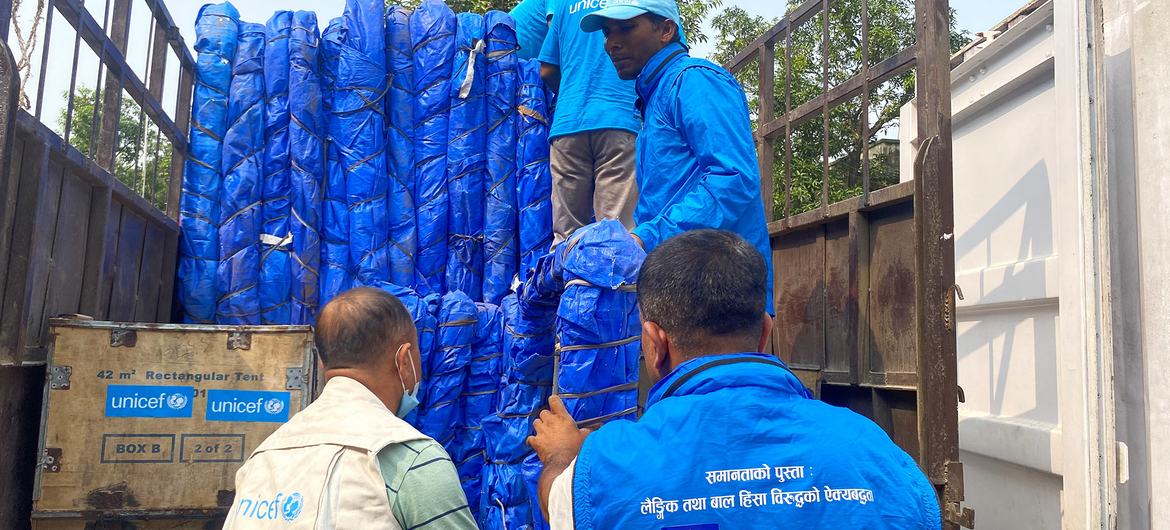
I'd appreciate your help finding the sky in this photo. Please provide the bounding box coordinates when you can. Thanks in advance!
[14,0,1026,135]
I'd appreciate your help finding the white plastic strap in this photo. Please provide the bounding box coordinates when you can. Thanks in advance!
[260,232,294,248]
[458,39,487,99]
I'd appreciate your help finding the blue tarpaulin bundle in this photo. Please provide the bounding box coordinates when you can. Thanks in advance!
[320,18,350,305]
[503,291,555,385]
[446,13,487,301]
[419,290,476,448]
[386,6,417,288]
[555,220,644,423]
[288,10,323,325]
[407,289,442,427]
[338,0,391,287]
[516,59,552,280]
[482,11,518,305]
[411,0,456,296]
[260,11,292,325]
[180,2,238,324]
[456,302,503,514]
[217,22,266,325]
[481,381,551,530]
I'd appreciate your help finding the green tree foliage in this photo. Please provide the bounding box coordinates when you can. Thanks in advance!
[387,0,717,43]
[57,86,173,210]
[710,0,969,216]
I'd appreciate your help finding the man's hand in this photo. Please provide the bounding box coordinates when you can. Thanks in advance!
[528,395,593,521]
[527,395,590,467]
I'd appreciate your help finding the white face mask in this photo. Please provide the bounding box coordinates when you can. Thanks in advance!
[396,352,420,418]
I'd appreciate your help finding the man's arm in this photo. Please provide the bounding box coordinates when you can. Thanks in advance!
[631,68,765,251]
[537,6,561,93]
[528,395,591,521]
[540,63,562,93]
[387,443,478,529]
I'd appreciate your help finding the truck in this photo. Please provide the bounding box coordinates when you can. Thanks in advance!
[2,0,1164,528]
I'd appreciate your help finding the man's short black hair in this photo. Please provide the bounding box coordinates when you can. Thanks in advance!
[645,13,682,44]
[637,230,768,350]
[315,287,414,369]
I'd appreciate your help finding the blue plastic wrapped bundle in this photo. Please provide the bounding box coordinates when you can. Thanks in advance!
[260,11,292,325]
[288,11,323,325]
[418,291,476,447]
[482,11,519,305]
[320,18,350,305]
[555,220,645,424]
[457,302,503,514]
[386,6,417,288]
[180,3,238,323]
[516,59,552,280]
[446,13,487,300]
[408,291,442,428]
[481,381,550,530]
[410,0,456,296]
[336,0,390,287]
[502,293,555,385]
[217,22,266,325]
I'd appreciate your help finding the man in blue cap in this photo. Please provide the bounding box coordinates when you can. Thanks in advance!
[528,230,941,529]
[579,0,776,311]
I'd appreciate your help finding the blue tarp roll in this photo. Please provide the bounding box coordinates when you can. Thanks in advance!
[481,380,550,530]
[555,220,644,423]
[419,290,476,447]
[180,3,238,324]
[338,0,390,288]
[482,11,519,306]
[260,11,292,325]
[217,22,266,325]
[458,302,502,515]
[446,13,487,301]
[386,6,417,289]
[408,290,442,428]
[516,59,552,281]
[320,18,350,305]
[410,0,456,296]
[288,11,323,325]
[502,292,555,385]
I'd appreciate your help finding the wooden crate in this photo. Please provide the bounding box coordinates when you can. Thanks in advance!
[32,318,315,527]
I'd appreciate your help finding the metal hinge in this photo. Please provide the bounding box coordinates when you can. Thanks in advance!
[109,329,137,347]
[286,367,306,390]
[41,448,62,473]
[945,502,975,528]
[49,365,72,390]
[944,461,974,528]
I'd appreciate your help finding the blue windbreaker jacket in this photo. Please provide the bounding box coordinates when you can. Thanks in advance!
[571,353,942,529]
[631,43,775,311]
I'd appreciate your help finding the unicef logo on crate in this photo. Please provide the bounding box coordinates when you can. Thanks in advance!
[206,389,291,423]
[234,491,304,522]
[105,385,195,418]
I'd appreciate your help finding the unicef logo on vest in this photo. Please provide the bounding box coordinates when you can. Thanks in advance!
[105,385,195,418]
[281,492,303,521]
[234,491,304,522]
[206,389,291,423]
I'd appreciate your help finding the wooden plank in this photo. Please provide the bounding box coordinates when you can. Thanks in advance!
[822,218,855,380]
[167,67,194,220]
[33,321,312,516]
[0,138,50,364]
[40,171,94,329]
[95,0,133,171]
[156,229,179,322]
[772,226,825,370]
[757,42,776,222]
[148,18,169,102]
[0,135,25,340]
[107,210,147,322]
[21,157,67,362]
[726,0,826,74]
[135,223,166,322]
[80,185,116,318]
[866,200,916,382]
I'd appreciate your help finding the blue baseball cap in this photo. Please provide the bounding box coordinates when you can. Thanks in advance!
[580,0,687,45]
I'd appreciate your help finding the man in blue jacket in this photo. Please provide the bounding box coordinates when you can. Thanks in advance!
[528,230,941,529]
[580,0,775,309]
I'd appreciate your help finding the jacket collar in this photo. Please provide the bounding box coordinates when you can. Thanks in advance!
[635,42,688,107]
[645,352,812,409]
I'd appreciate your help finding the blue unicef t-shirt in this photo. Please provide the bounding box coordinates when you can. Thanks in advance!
[509,0,550,60]
[539,0,640,140]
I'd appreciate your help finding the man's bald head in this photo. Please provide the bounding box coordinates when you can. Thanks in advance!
[315,287,416,370]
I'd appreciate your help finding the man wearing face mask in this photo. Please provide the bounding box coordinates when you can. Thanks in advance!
[528,231,940,529]
[224,287,477,529]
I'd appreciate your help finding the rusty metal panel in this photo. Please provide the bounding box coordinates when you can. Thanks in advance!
[866,200,917,385]
[823,218,857,382]
[773,227,825,371]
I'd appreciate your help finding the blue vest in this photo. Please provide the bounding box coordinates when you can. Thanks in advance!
[571,353,942,529]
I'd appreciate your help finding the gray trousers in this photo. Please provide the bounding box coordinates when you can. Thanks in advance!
[549,129,638,243]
